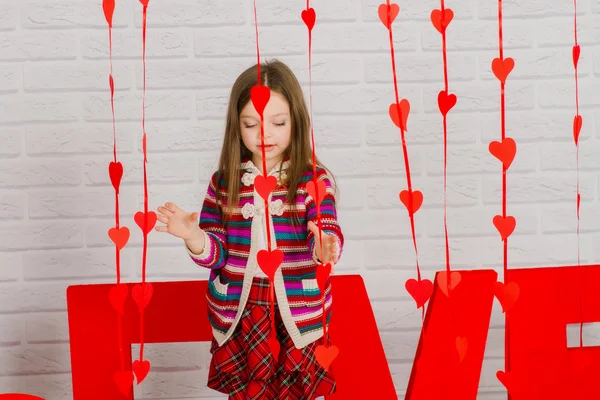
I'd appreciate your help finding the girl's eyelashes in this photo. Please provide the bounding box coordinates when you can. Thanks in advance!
[244,122,286,128]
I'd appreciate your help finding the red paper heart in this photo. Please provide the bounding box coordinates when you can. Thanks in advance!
[109,161,123,192]
[437,90,457,116]
[301,8,316,31]
[493,215,516,241]
[496,370,514,393]
[306,179,326,206]
[405,278,433,308]
[132,359,151,384]
[377,3,400,29]
[109,74,114,97]
[494,281,520,313]
[437,271,461,296]
[132,283,153,311]
[315,344,339,371]
[573,115,583,145]
[316,263,332,294]
[389,100,410,131]
[492,57,515,84]
[108,226,130,251]
[431,8,454,34]
[250,85,270,118]
[108,284,129,315]
[399,190,423,215]
[134,211,157,234]
[257,249,284,280]
[268,336,280,360]
[103,0,115,27]
[139,0,149,6]
[489,137,516,169]
[573,45,580,68]
[455,336,468,362]
[114,370,134,395]
[254,175,278,201]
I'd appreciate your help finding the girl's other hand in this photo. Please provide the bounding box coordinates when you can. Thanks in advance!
[308,221,339,265]
[156,202,203,241]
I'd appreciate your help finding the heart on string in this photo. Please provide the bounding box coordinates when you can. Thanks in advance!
[250,85,271,118]
[114,370,134,395]
[431,8,454,34]
[377,3,400,30]
[132,359,151,384]
[134,211,157,234]
[577,193,581,217]
[109,161,123,192]
[132,283,153,311]
[268,335,281,360]
[306,179,326,206]
[254,175,278,201]
[399,190,423,215]
[573,115,582,145]
[108,226,130,251]
[257,249,284,280]
[316,263,332,294]
[139,0,149,6]
[142,133,147,157]
[405,278,433,308]
[109,74,114,97]
[437,271,461,296]
[301,7,316,31]
[389,100,410,132]
[489,137,516,169]
[496,370,514,393]
[455,336,468,362]
[108,284,129,315]
[493,215,516,241]
[103,0,115,27]
[492,57,515,84]
[315,344,339,371]
[573,45,580,68]
[494,281,520,313]
[437,90,457,116]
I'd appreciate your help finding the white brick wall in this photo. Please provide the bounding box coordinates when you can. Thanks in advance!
[0,0,599,399]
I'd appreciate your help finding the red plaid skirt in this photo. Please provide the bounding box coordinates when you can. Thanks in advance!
[207,277,336,399]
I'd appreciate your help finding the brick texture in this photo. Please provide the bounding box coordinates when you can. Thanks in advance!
[1,0,599,399]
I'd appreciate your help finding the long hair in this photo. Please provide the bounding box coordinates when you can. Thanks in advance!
[214,59,336,224]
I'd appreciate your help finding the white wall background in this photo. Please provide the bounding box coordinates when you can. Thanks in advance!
[1,0,599,398]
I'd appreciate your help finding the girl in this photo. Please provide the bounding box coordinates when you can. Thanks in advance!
[155,59,344,399]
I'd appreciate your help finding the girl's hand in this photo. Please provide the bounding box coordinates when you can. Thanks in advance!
[308,221,340,265]
[156,202,203,241]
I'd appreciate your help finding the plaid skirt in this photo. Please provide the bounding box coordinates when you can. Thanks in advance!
[207,277,336,399]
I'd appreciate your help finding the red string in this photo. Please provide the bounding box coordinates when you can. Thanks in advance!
[440,0,451,279]
[301,0,328,345]
[108,17,126,373]
[252,0,277,338]
[139,2,148,362]
[385,1,422,291]
[497,0,511,374]
[573,0,583,348]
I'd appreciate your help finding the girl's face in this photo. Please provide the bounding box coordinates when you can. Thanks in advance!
[240,90,292,170]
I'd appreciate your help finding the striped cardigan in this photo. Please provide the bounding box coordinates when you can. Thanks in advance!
[187,158,344,349]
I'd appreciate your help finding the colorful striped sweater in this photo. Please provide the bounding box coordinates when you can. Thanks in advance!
[187,158,344,349]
